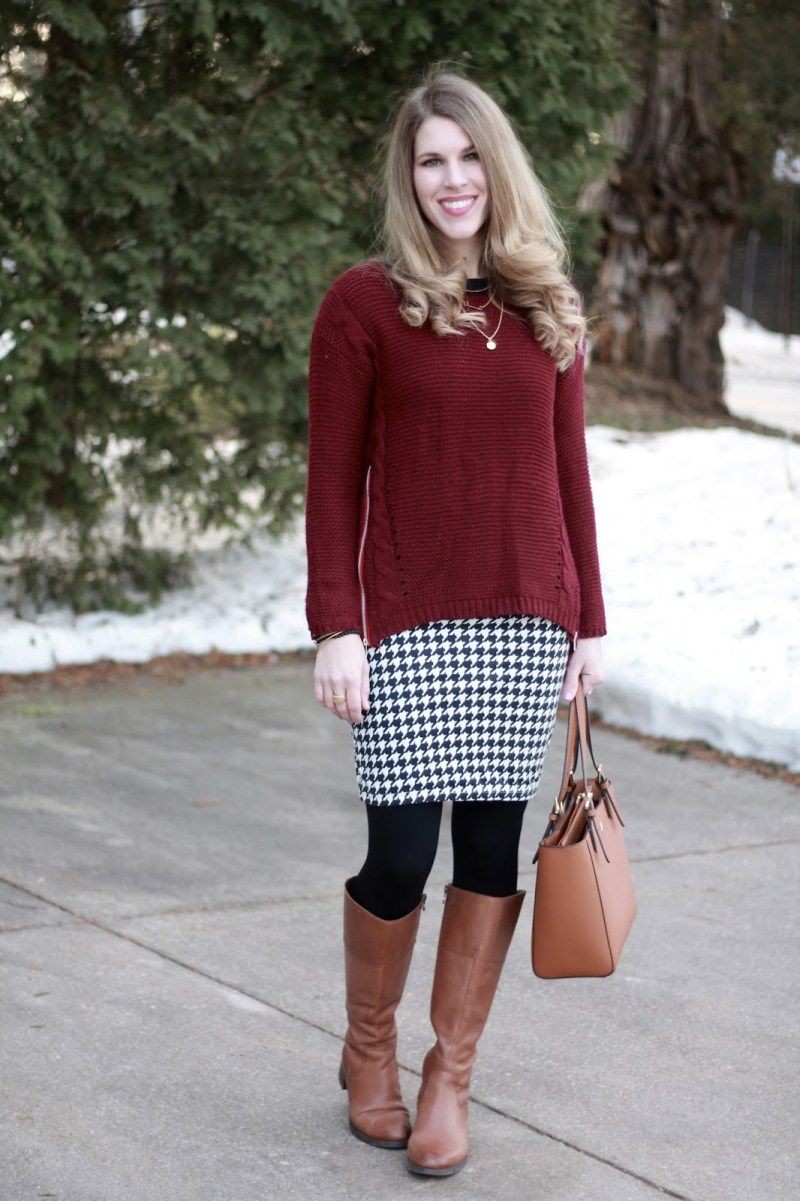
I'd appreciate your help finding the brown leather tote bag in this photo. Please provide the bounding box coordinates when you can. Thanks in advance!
[531,678,637,978]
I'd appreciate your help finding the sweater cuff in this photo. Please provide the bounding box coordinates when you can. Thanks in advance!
[306,601,364,645]
[577,622,607,640]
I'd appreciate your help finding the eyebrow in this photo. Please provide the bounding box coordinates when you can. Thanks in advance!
[415,143,476,161]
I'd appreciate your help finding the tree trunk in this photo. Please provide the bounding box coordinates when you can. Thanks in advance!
[584,0,747,413]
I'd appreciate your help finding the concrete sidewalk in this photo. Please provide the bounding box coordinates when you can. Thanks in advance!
[1,658,797,1200]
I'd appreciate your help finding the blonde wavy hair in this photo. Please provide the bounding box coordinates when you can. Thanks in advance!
[371,65,586,371]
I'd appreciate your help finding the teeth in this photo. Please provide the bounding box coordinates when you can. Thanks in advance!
[441,198,475,210]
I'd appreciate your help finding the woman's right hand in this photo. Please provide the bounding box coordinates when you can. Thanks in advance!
[314,634,371,725]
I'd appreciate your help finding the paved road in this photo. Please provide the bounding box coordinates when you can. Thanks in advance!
[1,658,797,1200]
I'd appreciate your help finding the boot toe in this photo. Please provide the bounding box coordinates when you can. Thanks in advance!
[406,1141,468,1176]
[350,1104,411,1147]
[406,1126,468,1175]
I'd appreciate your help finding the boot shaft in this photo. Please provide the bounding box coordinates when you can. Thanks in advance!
[340,877,426,1150]
[343,876,426,1029]
[429,884,525,1072]
[405,883,526,1177]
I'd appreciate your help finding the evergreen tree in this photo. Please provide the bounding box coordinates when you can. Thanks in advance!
[0,2,631,610]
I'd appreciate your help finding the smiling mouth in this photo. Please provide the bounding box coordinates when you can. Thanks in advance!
[438,196,478,215]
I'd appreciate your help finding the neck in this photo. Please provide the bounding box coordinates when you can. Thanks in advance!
[457,258,486,278]
[444,237,486,279]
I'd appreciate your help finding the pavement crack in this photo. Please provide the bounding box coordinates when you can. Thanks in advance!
[112,890,344,921]
[0,919,80,935]
[459,1095,698,1200]
[518,836,800,877]
[1,871,701,1200]
[626,836,799,862]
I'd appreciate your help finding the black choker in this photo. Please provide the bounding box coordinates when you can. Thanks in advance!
[465,276,489,293]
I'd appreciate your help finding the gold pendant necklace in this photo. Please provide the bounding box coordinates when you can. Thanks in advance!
[479,296,503,350]
[464,287,504,349]
[465,289,494,310]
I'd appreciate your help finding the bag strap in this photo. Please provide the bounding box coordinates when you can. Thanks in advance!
[555,677,600,799]
[555,696,579,797]
[533,681,607,865]
[573,679,593,788]
[578,680,601,774]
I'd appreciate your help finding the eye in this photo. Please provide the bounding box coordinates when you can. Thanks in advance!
[421,151,480,167]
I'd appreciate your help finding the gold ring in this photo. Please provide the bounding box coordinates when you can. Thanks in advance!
[332,692,346,702]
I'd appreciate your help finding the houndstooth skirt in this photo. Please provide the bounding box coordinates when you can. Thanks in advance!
[351,613,571,806]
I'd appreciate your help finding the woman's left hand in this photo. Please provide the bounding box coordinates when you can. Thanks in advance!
[562,636,605,701]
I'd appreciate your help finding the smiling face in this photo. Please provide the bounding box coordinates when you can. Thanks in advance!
[412,114,489,273]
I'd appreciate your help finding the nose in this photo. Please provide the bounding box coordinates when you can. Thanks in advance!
[442,159,469,188]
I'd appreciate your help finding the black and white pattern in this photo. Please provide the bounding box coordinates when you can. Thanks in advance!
[351,614,570,806]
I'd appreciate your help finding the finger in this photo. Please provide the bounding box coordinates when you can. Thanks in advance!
[330,677,361,725]
[562,666,581,701]
[360,659,370,721]
[579,671,602,696]
[324,681,349,721]
[346,683,363,725]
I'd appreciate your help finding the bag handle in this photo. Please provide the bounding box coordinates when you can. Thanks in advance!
[577,678,602,777]
[555,677,601,800]
[533,679,598,864]
[532,680,618,865]
[570,681,621,826]
[573,678,594,789]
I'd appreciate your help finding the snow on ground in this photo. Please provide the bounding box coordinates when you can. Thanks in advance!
[0,309,797,772]
[587,423,799,771]
[0,526,308,676]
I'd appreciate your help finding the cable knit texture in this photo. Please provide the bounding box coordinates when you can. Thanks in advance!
[304,260,607,647]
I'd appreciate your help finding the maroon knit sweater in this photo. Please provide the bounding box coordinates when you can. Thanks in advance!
[304,259,607,649]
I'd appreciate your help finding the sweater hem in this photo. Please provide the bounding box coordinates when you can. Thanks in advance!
[364,594,581,648]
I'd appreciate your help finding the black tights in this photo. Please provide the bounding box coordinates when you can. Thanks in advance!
[349,800,528,920]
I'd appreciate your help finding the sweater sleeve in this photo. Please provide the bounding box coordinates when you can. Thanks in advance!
[553,341,607,639]
[304,280,376,643]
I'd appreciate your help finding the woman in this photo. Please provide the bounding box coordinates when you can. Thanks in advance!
[304,67,606,1178]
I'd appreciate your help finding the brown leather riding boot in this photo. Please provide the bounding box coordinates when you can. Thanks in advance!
[338,876,426,1149]
[406,882,525,1176]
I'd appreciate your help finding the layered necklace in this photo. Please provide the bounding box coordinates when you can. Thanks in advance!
[464,276,504,350]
